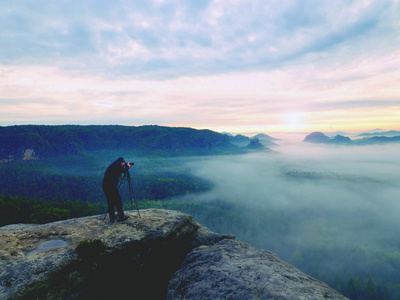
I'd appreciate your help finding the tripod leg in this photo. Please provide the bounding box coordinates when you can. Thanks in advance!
[132,187,141,217]
[127,173,141,217]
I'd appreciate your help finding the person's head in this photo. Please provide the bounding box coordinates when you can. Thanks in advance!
[117,157,125,166]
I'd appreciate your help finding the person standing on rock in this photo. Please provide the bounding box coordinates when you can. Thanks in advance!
[102,157,131,222]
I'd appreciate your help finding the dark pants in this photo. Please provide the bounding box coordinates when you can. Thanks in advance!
[102,185,124,220]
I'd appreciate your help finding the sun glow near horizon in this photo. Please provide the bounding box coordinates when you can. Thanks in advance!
[1,1,400,134]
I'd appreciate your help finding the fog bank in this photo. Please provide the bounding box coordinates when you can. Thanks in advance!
[179,143,400,284]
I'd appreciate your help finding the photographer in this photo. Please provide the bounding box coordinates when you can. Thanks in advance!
[102,157,132,222]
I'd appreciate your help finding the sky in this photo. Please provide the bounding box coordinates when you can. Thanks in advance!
[1,0,400,135]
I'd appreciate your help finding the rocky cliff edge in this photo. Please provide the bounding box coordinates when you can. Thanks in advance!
[0,209,347,300]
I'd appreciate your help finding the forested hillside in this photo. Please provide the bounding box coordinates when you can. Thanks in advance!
[1,125,397,299]
[0,155,212,227]
[0,125,244,159]
[0,125,258,228]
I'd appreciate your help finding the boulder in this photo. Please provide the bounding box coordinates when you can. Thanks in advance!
[167,239,348,300]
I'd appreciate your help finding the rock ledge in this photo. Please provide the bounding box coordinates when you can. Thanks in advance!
[0,209,346,300]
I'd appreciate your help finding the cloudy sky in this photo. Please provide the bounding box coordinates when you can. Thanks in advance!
[1,0,399,134]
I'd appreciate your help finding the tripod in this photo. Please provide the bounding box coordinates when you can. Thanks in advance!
[119,170,141,217]
[103,170,141,221]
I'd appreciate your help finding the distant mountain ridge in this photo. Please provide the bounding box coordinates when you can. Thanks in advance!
[225,132,278,147]
[252,133,280,141]
[303,132,351,144]
[357,130,400,137]
[304,131,400,145]
[0,125,271,159]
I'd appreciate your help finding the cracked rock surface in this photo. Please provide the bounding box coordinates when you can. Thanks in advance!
[1,209,346,300]
[167,239,348,300]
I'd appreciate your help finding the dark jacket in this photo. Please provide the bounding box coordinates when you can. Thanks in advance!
[102,157,128,189]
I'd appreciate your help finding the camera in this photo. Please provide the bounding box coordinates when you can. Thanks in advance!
[126,162,134,166]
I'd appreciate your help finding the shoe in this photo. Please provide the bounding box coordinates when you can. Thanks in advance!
[117,215,129,222]
[108,214,117,223]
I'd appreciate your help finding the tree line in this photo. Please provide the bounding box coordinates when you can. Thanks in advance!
[0,125,244,159]
[0,195,104,225]
[0,158,211,205]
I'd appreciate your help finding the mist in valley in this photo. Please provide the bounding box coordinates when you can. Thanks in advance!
[177,142,400,290]
[4,135,399,295]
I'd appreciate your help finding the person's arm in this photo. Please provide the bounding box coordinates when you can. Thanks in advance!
[120,162,131,173]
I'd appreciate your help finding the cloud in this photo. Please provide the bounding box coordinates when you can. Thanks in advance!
[1,58,399,131]
[316,99,400,110]
[1,0,399,131]
[1,0,398,79]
